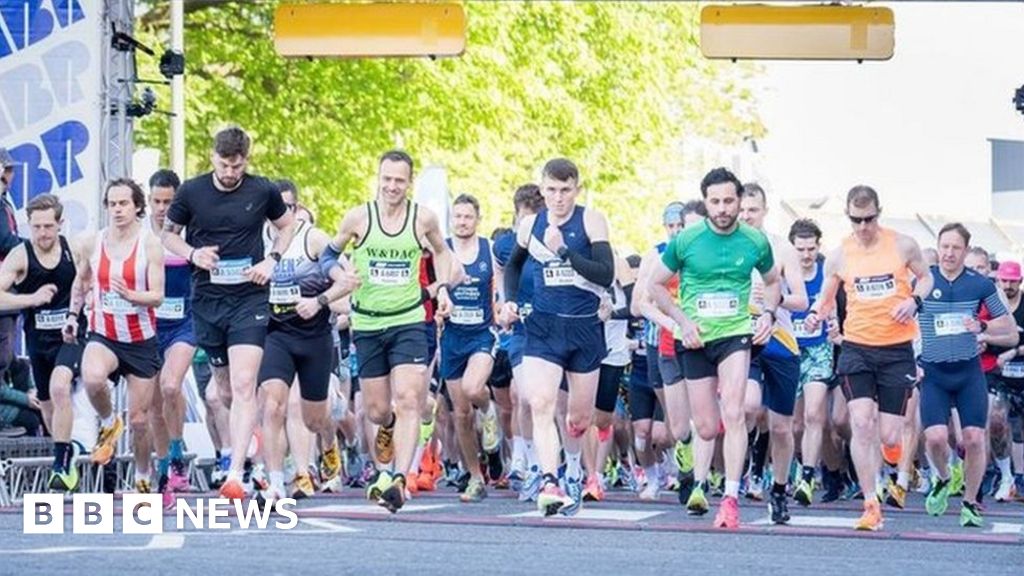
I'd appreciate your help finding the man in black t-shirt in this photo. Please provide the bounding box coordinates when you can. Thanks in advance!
[162,126,296,500]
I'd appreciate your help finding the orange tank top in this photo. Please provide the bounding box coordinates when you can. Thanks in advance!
[840,228,917,346]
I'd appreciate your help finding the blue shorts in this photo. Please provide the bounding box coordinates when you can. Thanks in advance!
[508,325,526,368]
[750,352,801,417]
[440,327,498,381]
[523,312,606,374]
[157,319,196,358]
[920,359,988,430]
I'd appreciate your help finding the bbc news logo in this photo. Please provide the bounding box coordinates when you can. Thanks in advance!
[23,494,299,534]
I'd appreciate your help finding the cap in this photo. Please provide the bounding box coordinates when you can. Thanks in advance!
[662,202,684,226]
[997,260,1022,282]
[0,148,13,170]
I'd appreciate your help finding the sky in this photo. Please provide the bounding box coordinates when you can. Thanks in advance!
[753,1,1024,220]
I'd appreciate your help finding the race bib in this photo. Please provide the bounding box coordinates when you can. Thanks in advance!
[101,291,136,315]
[542,261,575,287]
[853,274,896,300]
[210,257,252,285]
[695,292,739,318]
[368,260,412,286]
[450,306,485,325]
[933,313,969,337]
[793,318,822,339]
[1002,362,1024,379]
[269,283,302,305]
[34,308,68,330]
[155,298,185,320]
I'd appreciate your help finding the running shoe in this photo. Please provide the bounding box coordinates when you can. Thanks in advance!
[416,470,438,492]
[219,477,246,501]
[211,454,231,488]
[255,484,287,511]
[686,483,710,516]
[820,470,842,504]
[745,475,764,501]
[959,501,984,528]
[949,462,965,496]
[320,444,343,484]
[1014,474,1024,502]
[674,439,694,475]
[375,418,395,464]
[842,481,863,501]
[638,478,660,501]
[885,479,906,510]
[460,477,488,503]
[378,474,406,513]
[518,467,544,502]
[90,417,124,466]
[479,406,501,454]
[713,495,740,529]
[366,470,393,501]
[485,450,504,484]
[793,478,815,507]
[507,470,524,493]
[167,460,190,493]
[994,475,1015,502]
[48,466,79,492]
[709,470,725,497]
[537,481,572,517]
[854,498,883,531]
[583,475,605,502]
[406,472,420,496]
[769,491,791,525]
[561,476,583,516]
[926,477,951,516]
[677,471,696,507]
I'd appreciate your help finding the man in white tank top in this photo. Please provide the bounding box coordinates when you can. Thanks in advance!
[67,179,165,493]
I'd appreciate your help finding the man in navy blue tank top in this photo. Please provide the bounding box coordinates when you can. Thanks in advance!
[500,158,616,516]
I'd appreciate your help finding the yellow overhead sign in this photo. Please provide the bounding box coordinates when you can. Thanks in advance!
[700,5,895,61]
[274,2,467,58]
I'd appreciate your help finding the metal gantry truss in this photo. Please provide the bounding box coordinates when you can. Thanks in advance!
[101,0,137,185]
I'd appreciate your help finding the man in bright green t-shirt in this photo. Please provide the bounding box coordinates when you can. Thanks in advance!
[648,167,782,530]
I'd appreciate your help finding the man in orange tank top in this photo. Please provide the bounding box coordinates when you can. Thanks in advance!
[68,179,166,492]
[804,185,932,531]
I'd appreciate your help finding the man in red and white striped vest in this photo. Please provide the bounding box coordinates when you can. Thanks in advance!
[66,179,166,492]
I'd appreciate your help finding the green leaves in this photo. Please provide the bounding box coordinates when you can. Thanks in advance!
[135,1,762,252]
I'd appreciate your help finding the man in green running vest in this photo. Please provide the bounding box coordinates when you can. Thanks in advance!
[320,150,454,513]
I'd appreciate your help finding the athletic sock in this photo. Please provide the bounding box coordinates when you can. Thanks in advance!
[725,480,741,498]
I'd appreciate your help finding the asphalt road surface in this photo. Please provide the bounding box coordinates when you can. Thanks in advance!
[2,488,1021,575]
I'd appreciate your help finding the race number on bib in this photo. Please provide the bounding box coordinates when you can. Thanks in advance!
[450,306,485,325]
[542,262,575,287]
[1002,362,1024,379]
[853,274,896,300]
[696,292,739,318]
[155,298,185,320]
[101,291,136,315]
[269,283,302,305]
[34,308,68,330]
[933,313,969,337]
[211,258,252,285]
[368,260,412,286]
[793,318,822,339]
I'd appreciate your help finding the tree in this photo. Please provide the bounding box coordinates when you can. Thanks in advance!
[135,1,763,251]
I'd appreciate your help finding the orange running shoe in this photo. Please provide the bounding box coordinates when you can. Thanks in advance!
[855,498,884,531]
[407,472,420,495]
[713,496,740,529]
[219,478,245,501]
[881,443,902,468]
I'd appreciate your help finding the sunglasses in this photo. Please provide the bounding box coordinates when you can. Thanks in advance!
[848,214,879,225]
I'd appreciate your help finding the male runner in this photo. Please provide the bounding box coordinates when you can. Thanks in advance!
[162,127,296,500]
[257,215,359,505]
[648,168,781,529]
[320,150,454,513]
[0,194,84,490]
[71,179,165,492]
[145,169,196,505]
[917,223,1017,527]
[788,219,837,506]
[500,158,615,516]
[993,261,1024,500]
[493,184,545,499]
[804,185,932,531]
[442,193,501,503]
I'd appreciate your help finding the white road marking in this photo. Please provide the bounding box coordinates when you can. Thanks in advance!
[990,522,1024,535]
[503,508,664,521]
[15,534,184,554]
[302,503,450,514]
[751,515,857,529]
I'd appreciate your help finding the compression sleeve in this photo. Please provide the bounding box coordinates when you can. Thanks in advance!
[503,243,528,304]
[319,242,343,277]
[565,241,614,288]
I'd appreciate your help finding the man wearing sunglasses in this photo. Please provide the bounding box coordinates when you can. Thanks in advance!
[803,185,932,531]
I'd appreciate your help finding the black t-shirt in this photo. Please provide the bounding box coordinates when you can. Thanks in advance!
[167,172,287,300]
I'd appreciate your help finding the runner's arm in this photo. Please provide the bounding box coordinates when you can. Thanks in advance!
[420,207,453,287]
[68,233,95,316]
[320,209,363,276]
[0,246,40,311]
[563,209,614,287]
[502,215,535,305]
[977,284,1019,348]
[265,209,297,264]
[309,227,358,304]
[808,248,843,319]
[777,241,809,312]
[126,233,165,308]
[901,234,933,301]
[649,259,691,329]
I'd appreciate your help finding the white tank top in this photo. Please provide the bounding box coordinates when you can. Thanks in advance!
[603,282,631,367]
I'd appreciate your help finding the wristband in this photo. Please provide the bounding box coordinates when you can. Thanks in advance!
[316,294,329,307]
[556,246,570,260]
[980,320,989,333]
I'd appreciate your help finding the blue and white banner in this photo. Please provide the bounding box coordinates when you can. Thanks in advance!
[0,0,102,234]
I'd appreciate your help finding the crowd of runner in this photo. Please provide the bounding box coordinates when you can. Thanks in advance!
[5,126,1024,531]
